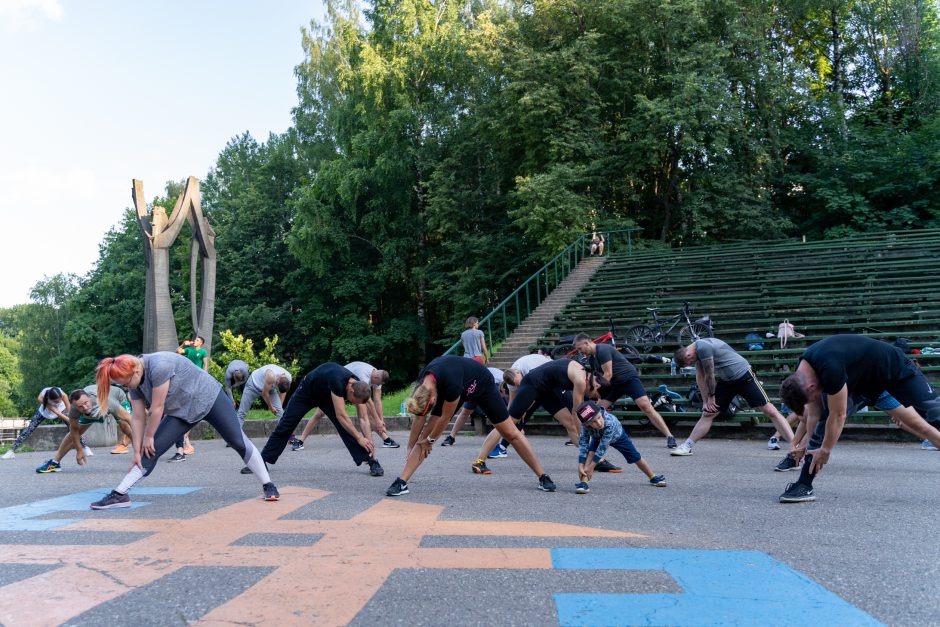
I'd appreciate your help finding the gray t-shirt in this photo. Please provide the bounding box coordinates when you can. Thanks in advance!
[511,353,551,376]
[461,329,485,358]
[694,338,750,381]
[69,384,126,420]
[249,364,291,390]
[129,352,221,424]
[345,362,379,390]
[225,360,249,390]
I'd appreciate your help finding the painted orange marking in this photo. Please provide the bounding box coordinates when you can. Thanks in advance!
[0,487,645,626]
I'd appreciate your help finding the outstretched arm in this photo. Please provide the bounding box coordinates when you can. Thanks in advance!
[332,392,374,455]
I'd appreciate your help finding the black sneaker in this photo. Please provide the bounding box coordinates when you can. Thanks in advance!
[440,435,456,447]
[382,437,400,448]
[538,474,557,492]
[386,478,409,496]
[240,465,253,475]
[775,454,798,472]
[168,453,186,462]
[594,459,623,473]
[368,458,384,477]
[262,483,280,501]
[90,490,131,510]
[666,436,677,449]
[779,482,815,503]
[291,439,305,451]
[564,440,575,446]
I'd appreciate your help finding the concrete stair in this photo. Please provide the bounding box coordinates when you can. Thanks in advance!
[489,256,605,369]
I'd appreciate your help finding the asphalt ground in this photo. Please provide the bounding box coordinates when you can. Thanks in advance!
[0,432,937,626]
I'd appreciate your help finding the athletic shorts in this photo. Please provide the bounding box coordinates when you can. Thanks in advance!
[714,370,768,411]
[884,371,936,408]
[602,375,647,404]
[466,380,510,425]
[872,391,901,411]
[508,381,571,420]
[590,432,641,465]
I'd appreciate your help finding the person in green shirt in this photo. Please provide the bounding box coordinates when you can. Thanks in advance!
[173,336,208,456]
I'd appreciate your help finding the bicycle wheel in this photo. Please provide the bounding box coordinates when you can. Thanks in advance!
[551,344,574,360]
[625,325,656,352]
[615,342,642,364]
[677,322,712,347]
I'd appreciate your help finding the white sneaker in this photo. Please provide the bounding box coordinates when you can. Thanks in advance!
[83,446,94,457]
[1,450,14,460]
[767,437,780,450]
[670,444,693,456]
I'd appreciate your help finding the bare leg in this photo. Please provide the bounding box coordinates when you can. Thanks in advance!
[54,424,92,462]
[758,402,795,442]
[476,421,513,461]
[688,411,719,443]
[552,408,581,444]
[889,405,940,449]
[630,396,674,439]
[635,458,655,478]
[117,419,133,446]
[400,416,441,481]
[299,409,325,441]
[448,407,473,439]
[494,420,545,477]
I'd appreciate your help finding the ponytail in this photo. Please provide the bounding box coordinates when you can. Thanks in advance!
[96,354,137,406]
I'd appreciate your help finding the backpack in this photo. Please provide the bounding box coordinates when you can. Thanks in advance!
[745,332,764,351]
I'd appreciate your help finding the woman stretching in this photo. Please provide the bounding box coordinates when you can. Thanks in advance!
[3,387,88,460]
[386,356,556,496]
[89,352,279,509]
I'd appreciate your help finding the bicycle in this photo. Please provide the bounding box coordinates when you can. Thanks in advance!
[551,317,643,364]
[625,301,714,352]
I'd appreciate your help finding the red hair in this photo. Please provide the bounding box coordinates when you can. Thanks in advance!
[96,354,138,405]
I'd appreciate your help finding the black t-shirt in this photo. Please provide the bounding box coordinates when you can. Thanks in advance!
[524,359,577,393]
[419,356,492,413]
[801,334,916,400]
[591,343,638,383]
[308,362,354,407]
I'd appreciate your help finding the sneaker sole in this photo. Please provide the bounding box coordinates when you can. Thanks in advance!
[90,501,131,510]
[779,495,816,503]
[37,468,60,473]
[575,489,589,494]
[774,466,798,472]
[386,488,409,496]
[670,451,692,456]
[382,443,400,448]
[471,466,492,475]
[263,495,280,502]
[651,482,667,487]
[538,485,556,492]
[370,471,385,477]
[110,450,128,454]
[598,468,623,473]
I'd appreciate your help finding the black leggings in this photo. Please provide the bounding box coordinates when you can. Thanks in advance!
[261,372,372,467]
[142,390,256,477]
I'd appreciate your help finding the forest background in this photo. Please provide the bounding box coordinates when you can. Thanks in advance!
[1,0,938,414]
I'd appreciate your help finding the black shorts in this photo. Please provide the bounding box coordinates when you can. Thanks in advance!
[508,381,571,420]
[603,375,647,404]
[715,370,768,411]
[467,380,511,425]
[884,371,936,408]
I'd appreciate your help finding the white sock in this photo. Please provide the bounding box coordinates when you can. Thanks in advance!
[115,465,144,494]
[242,436,271,484]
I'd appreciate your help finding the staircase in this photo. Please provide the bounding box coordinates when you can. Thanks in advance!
[489,256,605,369]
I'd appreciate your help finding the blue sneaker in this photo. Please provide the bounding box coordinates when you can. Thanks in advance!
[575,482,590,494]
[487,444,508,459]
[922,439,938,451]
[36,459,61,473]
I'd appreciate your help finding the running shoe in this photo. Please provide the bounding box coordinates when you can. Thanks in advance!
[262,483,280,502]
[382,437,400,448]
[774,454,798,471]
[1,450,15,460]
[779,482,815,503]
[649,474,667,487]
[110,444,129,455]
[240,465,253,474]
[575,482,590,494]
[90,490,131,510]
[594,459,622,473]
[471,460,492,474]
[440,435,456,447]
[922,439,938,451]
[538,474,557,492]
[368,458,385,477]
[182,444,195,455]
[83,446,94,457]
[564,440,575,446]
[487,444,508,459]
[386,478,409,496]
[767,436,780,450]
[666,436,677,449]
[36,459,61,473]
[670,444,693,456]
[291,439,305,451]
[288,435,299,446]
[168,453,186,462]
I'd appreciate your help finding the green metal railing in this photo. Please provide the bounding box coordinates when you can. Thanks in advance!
[443,228,643,356]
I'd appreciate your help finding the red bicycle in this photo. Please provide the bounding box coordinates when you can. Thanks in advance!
[551,318,643,364]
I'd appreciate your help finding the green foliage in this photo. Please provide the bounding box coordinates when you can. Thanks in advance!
[0,334,21,416]
[207,330,300,383]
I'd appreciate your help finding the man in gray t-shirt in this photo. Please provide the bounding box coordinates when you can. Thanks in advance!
[670,337,793,456]
[236,364,291,424]
[224,360,250,407]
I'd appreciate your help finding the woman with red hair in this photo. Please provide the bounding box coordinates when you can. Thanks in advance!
[88,352,279,509]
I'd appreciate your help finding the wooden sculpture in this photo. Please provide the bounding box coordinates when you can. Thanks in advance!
[133,177,216,356]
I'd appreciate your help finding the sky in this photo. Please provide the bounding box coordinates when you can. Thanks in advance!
[0,0,325,307]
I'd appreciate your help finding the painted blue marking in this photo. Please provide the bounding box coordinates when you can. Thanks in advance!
[0,487,201,531]
[552,548,883,627]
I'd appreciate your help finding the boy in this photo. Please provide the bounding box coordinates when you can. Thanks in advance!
[575,401,666,493]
